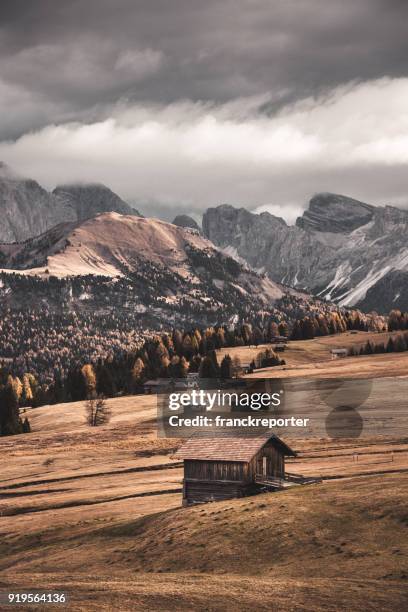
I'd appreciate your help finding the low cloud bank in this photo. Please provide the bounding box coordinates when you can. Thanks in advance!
[1,77,407,221]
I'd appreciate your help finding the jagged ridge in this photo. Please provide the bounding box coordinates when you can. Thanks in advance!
[0,163,140,242]
[203,194,408,313]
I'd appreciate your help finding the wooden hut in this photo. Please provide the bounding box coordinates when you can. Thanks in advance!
[330,348,348,360]
[175,434,296,505]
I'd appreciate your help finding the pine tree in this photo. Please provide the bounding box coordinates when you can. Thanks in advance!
[232,356,242,378]
[189,354,202,373]
[267,320,279,341]
[51,373,65,404]
[86,396,111,426]
[241,323,252,345]
[208,349,219,373]
[374,342,385,354]
[220,355,233,379]
[394,335,406,352]
[199,356,219,378]
[96,363,116,397]
[0,377,22,436]
[364,341,374,355]
[386,337,395,353]
[291,320,302,340]
[65,367,88,401]
[278,321,288,337]
[252,327,263,347]
[22,417,31,433]
[302,318,315,340]
[329,318,337,335]
[179,356,189,377]
[181,334,194,359]
[172,329,183,353]
[318,317,329,336]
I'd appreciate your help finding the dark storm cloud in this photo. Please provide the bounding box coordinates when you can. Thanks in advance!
[1,0,408,137]
[0,1,407,220]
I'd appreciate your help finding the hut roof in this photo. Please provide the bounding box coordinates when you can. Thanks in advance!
[175,433,296,462]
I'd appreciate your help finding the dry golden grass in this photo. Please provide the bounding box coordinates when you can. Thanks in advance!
[219,329,392,363]
[217,330,408,379]
[1,334,408,610]
[3,573,405,612]
[6,471,405,579]
[1,470,407,611]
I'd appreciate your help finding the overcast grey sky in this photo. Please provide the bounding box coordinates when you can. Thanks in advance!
[1,0,407,221]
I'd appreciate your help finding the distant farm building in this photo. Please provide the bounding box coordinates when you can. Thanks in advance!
[144,379,172,394]
[144,376,199,393]
[273,343,286,352]
[330,348,348,359]
[186,372,199,383]
[175,434,296,505]
[270,336,288,343]
[237,362,252,374]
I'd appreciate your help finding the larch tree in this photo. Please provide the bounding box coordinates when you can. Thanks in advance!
[86,396,111,427]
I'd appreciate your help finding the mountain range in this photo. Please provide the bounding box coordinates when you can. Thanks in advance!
[0,211,297,327]
[1,162,406,314]
[203,194,408,313]
[0,162,140,243]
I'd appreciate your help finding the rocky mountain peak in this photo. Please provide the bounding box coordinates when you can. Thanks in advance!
[0,164,141,243]
[172,214,201,232]
[53,183,140,219]
[202,204,287,249]
[202,197,408,312]
[296,192,375,233]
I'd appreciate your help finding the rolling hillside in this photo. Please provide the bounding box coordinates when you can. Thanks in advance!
[0,363,407,611]
[0,212,288,329]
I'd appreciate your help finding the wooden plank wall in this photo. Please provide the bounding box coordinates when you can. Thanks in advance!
[184,443,285,485]
[182,441,287,503]
[257,442,285,477]
[185,460,245,481]
[184,480,257,504]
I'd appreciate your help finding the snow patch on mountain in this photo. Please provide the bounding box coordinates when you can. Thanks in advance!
[337,265,392,306]
[337,248,408,306]
[203,196,408,313]
[320,261,352,300]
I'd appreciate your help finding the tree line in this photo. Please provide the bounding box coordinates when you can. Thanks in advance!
[52,310,376,404]
[388,309,408,332]
[290,310,384,341]
[0,297,389,436]
[349,332,408,356]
